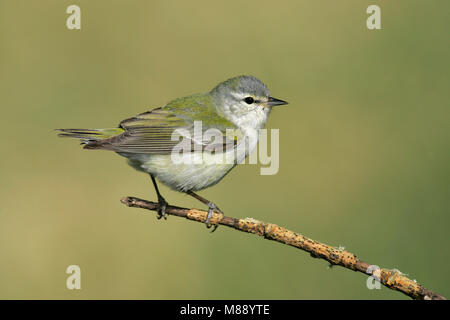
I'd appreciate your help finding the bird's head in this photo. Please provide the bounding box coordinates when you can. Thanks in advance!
[210,75,288,129]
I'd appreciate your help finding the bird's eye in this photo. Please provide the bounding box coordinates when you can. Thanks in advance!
[244,97,254,104]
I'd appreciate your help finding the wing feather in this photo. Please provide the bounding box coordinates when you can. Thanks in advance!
[95,101,240,154]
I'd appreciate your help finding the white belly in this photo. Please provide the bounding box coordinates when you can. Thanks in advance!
[121,127,260,192]
[140,152,236,191]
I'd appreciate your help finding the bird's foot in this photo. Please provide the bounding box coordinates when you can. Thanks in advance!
[206,202,223,232]
[156,195,168,220]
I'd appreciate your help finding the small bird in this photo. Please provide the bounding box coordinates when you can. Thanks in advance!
[57,75,287,229]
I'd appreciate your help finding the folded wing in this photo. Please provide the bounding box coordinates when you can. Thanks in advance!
[78,97,241,154]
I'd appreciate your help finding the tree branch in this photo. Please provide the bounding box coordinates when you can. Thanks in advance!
[121,196,446,300]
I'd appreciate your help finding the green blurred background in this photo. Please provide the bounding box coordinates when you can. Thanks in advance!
[0,0,448,299]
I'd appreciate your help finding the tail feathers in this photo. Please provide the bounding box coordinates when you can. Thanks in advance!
[56,128,124,149]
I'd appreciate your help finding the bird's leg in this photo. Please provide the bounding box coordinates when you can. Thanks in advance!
[149,174,168,220]
[186,190,223,231]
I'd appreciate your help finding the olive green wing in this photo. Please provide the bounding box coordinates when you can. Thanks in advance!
[88,99,241,154]
[105,107,189,154]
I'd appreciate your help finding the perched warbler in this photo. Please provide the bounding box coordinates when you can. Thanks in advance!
[57,75,287,229]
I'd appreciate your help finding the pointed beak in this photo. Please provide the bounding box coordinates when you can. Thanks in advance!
[267,96,288,107]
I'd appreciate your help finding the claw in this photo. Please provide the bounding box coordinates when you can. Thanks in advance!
[205,202,223,232]
[156,195,168,220]
[184,190,223,232]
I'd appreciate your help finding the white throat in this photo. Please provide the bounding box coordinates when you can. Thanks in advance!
[221,104,271,163]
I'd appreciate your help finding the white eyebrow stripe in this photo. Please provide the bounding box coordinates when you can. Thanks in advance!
[231,92,246,99]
